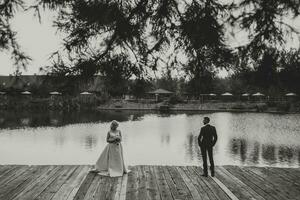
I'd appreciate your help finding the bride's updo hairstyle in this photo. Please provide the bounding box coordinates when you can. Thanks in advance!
[110,120,119,129]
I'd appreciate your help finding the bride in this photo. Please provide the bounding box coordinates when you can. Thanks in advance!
[91,120,130,177]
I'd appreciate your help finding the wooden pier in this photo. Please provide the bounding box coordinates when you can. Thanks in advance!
[0,165,299,200]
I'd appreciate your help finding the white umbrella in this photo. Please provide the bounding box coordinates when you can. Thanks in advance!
[49,91,62,95]
[0,92,6,95]
[242,93,250,96]
[80,91,92,95]
[252,92,264,96]
[285,93,297,96]
[21,91,31,95]
[209,93,216,96]
[221,92,233,96]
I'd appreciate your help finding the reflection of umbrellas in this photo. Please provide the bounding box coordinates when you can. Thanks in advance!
[209,93,216,96]
[21,91,31,95]
[49,91,62,95]
[242,93,250,96]
[285,93,297,96]
[221,92,233,96]
[80,92,92,95]
[0,91,6,95]
[252,92,264,96]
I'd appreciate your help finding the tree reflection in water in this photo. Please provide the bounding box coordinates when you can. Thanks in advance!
[0,110,147,129]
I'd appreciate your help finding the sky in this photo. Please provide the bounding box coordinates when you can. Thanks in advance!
[0,8,64,75]
[0,2,299,77]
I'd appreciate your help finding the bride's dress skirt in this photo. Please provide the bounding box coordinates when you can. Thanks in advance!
[95,143,129,177]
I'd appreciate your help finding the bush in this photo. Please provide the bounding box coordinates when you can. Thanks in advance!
[168,95,184,104]
[231,104,246,110]
[276,102,291,112]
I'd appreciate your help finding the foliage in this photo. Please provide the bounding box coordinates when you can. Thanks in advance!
[129,78,152,98]
[168,94,184,104]
[0,0,31,70]
[1,0,300,96]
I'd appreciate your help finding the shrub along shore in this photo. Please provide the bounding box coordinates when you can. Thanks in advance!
[0,95,299,113]
[97,99,300,113]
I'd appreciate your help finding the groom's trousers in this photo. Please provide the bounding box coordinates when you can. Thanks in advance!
[200,145,214,175]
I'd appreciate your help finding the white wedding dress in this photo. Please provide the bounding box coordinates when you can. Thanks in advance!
[94,130,129,177]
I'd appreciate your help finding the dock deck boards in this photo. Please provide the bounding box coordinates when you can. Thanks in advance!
[0,165,299,200]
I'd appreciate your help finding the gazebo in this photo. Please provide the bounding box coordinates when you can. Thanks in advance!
[252,92,264,96]
[80,91,93,95]
[221,92,233,96]
[147,88,173,102]
[285,93,297,96]
[252,92,265,101]
[242,93,250,96]
[21,91,31,95]
[221,92,233,101]
[241,93,250,101]
[79,91,96,104]
[49,91,62,95]
[285,93,297,101]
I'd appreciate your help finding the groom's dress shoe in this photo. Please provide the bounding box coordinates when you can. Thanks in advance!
[201,174,208,177]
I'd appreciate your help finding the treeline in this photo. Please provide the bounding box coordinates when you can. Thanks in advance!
[106,48,300,97]
[1,1,300,82]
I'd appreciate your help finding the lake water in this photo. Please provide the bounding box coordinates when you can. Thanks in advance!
[0,110,300,167]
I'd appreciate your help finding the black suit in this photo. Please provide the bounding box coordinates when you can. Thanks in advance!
[198,124,218,175]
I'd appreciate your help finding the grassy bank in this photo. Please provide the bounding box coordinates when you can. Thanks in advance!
[0,95,104,111]
[97,99,300,113]
[1,95,299,113]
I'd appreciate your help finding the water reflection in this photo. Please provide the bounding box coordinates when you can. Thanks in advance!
[0,110,147,129]
[0,111,300,167]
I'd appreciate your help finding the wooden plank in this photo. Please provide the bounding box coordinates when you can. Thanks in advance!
[8,166,54,200]
[191,166,231,200]
[0,165,29,186]
[0,165,299,200]
[82,175,103,200]
[0,165,34,197]
[161,165,182,200]
[176,166,202,200]
[0,166,47,200]
[244,167,300,199]
[136,166,148,200]
[153,166,173,200]
[216,166,266,200]
[269,167,300,187]
[224,166,288,200]
[73,171,97,200]
[187,166,218,200]
[104,177,120,200]
[167,166,193,199]
[211,176,240,200]
[113,175,124,200]
[181,166,211,200]
[0,165,18,178]
[13,165,65,200]
[126,166,139,200]
[119,174,128,200]
[221,166,275,200]
[35,165,78,200]
[144,165,160,200]
[59,166,90,200]
[94,176,113,200]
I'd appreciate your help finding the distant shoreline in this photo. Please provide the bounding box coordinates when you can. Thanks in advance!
[97,100,300,114]
[97,107,299,114]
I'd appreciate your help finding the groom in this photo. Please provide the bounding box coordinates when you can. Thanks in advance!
[198,117,218,177]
